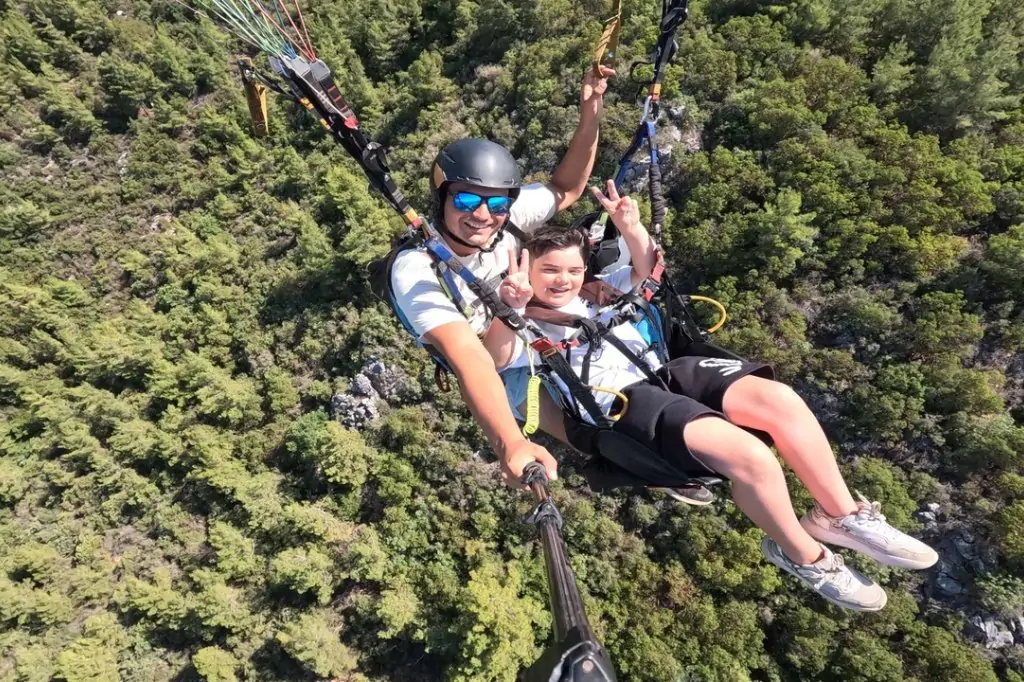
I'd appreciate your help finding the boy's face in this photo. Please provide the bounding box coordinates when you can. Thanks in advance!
[529,246,586,308]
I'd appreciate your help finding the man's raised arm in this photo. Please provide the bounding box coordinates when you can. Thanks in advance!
[547,65,615,212]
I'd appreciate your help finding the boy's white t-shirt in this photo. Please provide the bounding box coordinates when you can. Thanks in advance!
[505,266,664,423]
[390,183,558,340]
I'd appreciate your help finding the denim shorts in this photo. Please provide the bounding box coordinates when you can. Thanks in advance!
[501,366,563,421]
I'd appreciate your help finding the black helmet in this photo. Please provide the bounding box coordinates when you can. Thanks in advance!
[429,139,522,236]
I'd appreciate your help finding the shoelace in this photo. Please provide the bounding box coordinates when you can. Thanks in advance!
[801,552,858,592]
[844,491,901,538]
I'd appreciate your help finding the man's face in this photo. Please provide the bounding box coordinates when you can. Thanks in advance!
[442,182,512,253]
[529,246,587,308]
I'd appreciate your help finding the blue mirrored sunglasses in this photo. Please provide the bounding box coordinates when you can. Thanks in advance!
[451,191,512,215]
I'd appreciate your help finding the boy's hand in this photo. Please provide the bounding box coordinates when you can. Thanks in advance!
[592,180,642,235]
[499,248,533,309]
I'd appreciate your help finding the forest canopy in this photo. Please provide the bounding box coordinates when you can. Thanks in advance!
[1,0,1023,680]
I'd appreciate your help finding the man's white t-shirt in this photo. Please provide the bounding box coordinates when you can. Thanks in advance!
[390,182,558,339]
[504,266,664,424]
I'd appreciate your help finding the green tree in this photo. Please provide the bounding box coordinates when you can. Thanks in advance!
[192,647,239,682]
[275,611,363,679]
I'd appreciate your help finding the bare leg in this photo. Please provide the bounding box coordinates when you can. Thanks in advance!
[684,416,822,564]
[722,376,857,518]
[534,390,570,444]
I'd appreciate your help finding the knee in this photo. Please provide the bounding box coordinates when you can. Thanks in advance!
[727,438,784,484]
[745,378,808,416]
[688,420,782,484]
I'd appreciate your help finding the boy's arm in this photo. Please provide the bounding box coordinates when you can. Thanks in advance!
[620,215,658,288]
[483,247,532,368]
[591,182,658,288]
[481,318,523,369]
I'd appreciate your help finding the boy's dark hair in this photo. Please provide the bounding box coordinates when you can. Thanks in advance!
[524,224,589,262]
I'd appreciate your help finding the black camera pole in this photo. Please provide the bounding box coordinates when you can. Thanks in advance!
[519,462,618,682]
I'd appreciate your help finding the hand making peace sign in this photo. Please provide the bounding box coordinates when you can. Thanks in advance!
[591,179,641,235]
[499,247,533,309]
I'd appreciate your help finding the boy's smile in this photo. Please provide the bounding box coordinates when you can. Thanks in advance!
[530,247,586,308]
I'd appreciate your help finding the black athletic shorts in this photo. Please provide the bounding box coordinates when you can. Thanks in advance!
[565,356,774,483]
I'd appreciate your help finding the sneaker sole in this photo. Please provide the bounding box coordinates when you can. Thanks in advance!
[655,487,714,506]
[761,539,888,612]
[800,518,939,570]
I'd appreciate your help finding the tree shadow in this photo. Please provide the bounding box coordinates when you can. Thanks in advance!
[249,637,319,681]
[259,259,369,328]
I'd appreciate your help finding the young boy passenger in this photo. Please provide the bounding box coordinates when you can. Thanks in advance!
[482,181,938,611]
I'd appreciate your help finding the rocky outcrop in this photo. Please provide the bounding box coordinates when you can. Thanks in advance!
[617,112,702,197]
[966,615,1016,649]
[329,358,413,430]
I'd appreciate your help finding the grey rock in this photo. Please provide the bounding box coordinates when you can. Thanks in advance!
[926,502,941,514]
[666,106,687,122]
[350,374,377,398]
[969,558,988,575]
[966,616,1015,649]
[330,393,379,430]
[1009,616,1024,645]
[663,124,683,144]
[681,127,703,153]
[953,535,976,560]
[618,161,653,196]
[363,359,412,402]
[917,511,937,524]
[935,572,965,597]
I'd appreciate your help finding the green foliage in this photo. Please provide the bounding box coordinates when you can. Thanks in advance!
[447,559,547,682]
[832,630,905,681]
[0,459,28,505]
[996,501,1024,564]
[193,647,239,682]
[946,413,1024,475]
[269,546,336,604]
[207,522,259,581]
[976,573,1024,617]
[844,457,920,529]
[983,223,1024,297]
[275,611,363,679]
[1,0,1021,679]
[284,410,372,491]
[904,623,999,682]
[53,612,126,682]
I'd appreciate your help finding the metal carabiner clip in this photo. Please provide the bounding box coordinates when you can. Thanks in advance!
[640,95,660,124]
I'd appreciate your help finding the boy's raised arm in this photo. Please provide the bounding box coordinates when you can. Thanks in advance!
[591,181,658,287]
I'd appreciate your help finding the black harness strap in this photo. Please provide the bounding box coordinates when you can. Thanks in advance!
[538,347,614,428]
[600,333,667,390]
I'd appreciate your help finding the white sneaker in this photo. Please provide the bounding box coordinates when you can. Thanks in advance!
[800,493,939,570]
[761,537,887,612]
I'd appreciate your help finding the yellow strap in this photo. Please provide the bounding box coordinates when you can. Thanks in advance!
[522,375,542,436]
[592,0,622,71]
[402,208,420,227]
[689,295,728,333]
[240,58,269,137]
